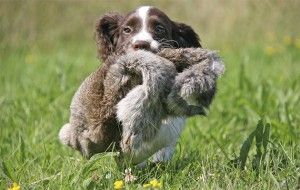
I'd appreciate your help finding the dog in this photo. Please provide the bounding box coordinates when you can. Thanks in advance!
[59,6,224,166]
[96,6,201,61]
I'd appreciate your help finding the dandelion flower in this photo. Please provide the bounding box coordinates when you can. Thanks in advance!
[283,35,292,46]
[143,179,162,188]
[8,182,20,190]
[143,183,152,188]
[295,38,300,49]
[114,180,124,189]
[149,179,162,188]
[264,46,278,56]
[25,54,35,64]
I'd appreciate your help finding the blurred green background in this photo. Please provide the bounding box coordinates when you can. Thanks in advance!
[0,1,299,189]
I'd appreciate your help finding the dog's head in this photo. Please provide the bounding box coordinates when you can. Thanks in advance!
[96,6,201,61]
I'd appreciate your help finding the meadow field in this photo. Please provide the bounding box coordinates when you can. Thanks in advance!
[0,0,299,189]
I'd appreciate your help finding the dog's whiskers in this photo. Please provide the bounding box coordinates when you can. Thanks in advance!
[158,39,179,48]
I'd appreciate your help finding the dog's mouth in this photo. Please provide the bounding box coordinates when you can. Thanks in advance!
[127,46,159,54]
[118,42,173,55]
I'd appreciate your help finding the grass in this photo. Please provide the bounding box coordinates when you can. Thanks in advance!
[0,0,299,189]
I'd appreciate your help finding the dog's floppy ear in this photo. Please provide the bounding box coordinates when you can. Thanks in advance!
[95,12,123,61]
[172,22,201,48]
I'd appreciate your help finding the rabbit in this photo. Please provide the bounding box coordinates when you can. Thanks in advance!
[59,47,224,164]
[117,48,224,164]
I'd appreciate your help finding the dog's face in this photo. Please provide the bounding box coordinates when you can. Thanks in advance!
[96,6,201,61]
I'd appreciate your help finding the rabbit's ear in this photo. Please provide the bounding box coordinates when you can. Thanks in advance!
[95,12,123,61]
[172,22,202,48]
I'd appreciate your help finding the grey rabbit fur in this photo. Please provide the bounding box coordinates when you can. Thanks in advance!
[59,47,224,164]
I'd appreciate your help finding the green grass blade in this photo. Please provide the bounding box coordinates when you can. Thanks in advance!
[0,160,14,181]
[239,130,256,170]
[252,119,264,172]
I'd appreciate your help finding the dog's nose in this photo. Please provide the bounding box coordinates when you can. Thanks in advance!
[132,41,151,50]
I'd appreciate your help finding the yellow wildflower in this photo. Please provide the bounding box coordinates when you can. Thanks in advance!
[283,35,292,46]
[8,182,21,190]
[264,46,278,56]
[143,179,162,188]
[149,179,162,188]
[143,183,152,188]
[294,38,300,49]
[25,54,35,64]
[114,180,124,189]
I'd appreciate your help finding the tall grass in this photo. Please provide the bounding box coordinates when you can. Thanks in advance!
[0,0,299,189]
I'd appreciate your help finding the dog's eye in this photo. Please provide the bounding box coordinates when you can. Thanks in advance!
[155,25,166,34]
[123,26,132,34]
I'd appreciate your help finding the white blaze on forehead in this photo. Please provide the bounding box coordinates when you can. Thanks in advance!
[132,6,159,50]
[138,6,150,25]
